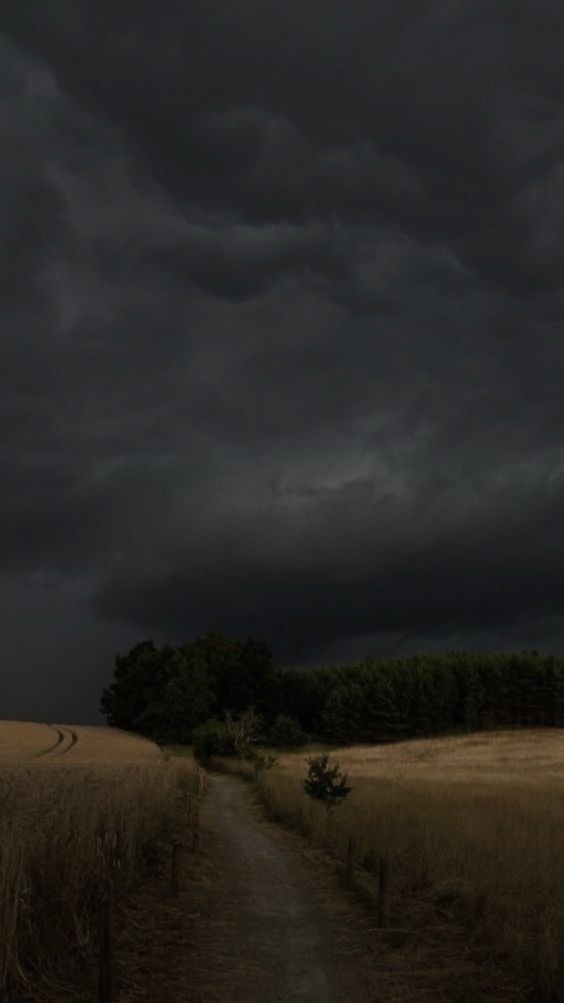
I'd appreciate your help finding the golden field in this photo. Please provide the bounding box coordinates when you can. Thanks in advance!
[221,729,564,1000]
[0,721,198,1000]
[0,720,162,762]
[0,721,62,758]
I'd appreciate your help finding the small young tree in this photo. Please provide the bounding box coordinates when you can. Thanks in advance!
[303,753,352,838]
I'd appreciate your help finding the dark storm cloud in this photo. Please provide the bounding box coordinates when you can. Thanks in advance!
[92,459,564,662]
[2,0,564,706]
[6,0,564,289]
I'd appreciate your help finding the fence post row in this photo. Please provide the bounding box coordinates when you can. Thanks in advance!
[171,840,184,897]
[192,800,200,853]
[96,767,206,1001]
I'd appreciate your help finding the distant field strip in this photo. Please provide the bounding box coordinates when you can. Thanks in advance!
[56,725,163,762]
[0,721,66,758]
[0,722,161,763]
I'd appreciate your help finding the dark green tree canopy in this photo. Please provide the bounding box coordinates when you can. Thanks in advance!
[101,638,564,747]
[101,631,274,741]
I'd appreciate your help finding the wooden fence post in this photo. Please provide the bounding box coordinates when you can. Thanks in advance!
[191,802,200,853]
[171,840,183,896]
[98,895,115,1002]
[345,837,355,888]
[378,857,390,927]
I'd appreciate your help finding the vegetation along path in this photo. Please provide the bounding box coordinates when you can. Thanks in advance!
[185,773,386,1003]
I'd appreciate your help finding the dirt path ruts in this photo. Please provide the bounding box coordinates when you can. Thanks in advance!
[185,774,382,1003]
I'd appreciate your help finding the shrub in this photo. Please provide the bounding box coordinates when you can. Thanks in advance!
[192,719,236,761]
[249,750,279,776]
[224,708,261,757]
[267,714,306,746]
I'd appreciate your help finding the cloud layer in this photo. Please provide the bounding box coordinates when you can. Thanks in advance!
[2,2,564,706]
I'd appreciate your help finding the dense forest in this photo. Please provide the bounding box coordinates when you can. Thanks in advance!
[100,632,564,747]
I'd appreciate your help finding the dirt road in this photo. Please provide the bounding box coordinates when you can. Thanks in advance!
[185,773,383,1002]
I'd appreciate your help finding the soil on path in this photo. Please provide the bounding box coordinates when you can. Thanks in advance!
[184,773,384,1003]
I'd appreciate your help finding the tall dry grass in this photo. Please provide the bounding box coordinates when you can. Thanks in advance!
[221,729,564,999]
[0,728,199,999]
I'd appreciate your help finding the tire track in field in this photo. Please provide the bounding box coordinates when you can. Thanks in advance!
[34,726,65,757]
[36,726,78,757]
[53,726,78,755]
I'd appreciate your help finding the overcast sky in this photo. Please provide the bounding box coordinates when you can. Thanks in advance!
[2,2,564,722]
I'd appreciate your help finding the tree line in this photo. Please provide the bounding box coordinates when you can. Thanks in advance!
[100,632,564,746]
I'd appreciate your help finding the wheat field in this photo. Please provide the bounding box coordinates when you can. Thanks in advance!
[0,721,62,758]
[0,720,163,762]
[225,729,564,1000]
[0,721,198,1000]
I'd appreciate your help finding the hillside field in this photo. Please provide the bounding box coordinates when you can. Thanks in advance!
[0,719,162,761]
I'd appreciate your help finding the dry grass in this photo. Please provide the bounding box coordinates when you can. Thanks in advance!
[0,723,200,1000]
[219,729,564,1000]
